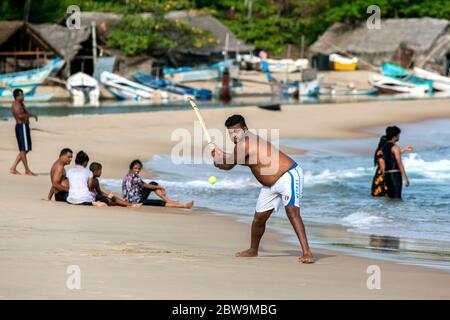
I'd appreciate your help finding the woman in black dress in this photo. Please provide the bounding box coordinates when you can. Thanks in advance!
[371,136,388,197]
[371,127,413,198]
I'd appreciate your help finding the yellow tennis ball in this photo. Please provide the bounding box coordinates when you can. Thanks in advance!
[208,176,217,185]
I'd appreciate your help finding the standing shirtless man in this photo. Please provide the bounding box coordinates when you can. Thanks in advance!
[9,89,38,176]
[212,115,314,263]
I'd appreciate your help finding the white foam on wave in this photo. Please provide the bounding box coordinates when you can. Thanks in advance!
[342,211,391,229]
[403,153,450,180]
[100,177,259,191]
[157,177,259,189]
[303,167,370,185]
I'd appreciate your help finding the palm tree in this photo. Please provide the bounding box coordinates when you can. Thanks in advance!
[23,0,31,22]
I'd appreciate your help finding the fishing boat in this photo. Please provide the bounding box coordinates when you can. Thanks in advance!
[380,63,433,91]
[100,72,170,101]
[368,75,429,95]
[163,60,239,82]
[265,58,309,73]
[413,67,450,92]
[0,58,63,98]
[164,68,219,82]
[320,87,379,96]
[284,76,323,97]
[329,54,358,71]
[66,72,100,106]
[237,54,261,70]
[133,72,212,101]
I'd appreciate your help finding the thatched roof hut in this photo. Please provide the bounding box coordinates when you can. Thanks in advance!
[166,10,254,55]
[310,17,450,70]
[57,10,253,66]
[0,21,62,73]
[32,23,93,77]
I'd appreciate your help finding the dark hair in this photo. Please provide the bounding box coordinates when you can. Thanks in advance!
[75,150,89,165]
[129,159,143,170]
[385,126,401,141]
[59,148,73,157]
[13,89,23,99]
[225,114,247,128]
[374,135,386,166]
[89,162,102,172]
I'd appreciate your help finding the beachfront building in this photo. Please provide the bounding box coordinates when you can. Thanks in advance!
[310,17,450,74]
[31,23,100,78]
[0,21,62,73]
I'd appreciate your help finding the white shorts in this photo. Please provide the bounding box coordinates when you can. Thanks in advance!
[255,163,304,213]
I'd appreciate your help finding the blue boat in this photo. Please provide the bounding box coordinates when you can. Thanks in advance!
[133,72,212,101]
[380,63,433,92]
[0,58,63,98]
[162,60,236,82]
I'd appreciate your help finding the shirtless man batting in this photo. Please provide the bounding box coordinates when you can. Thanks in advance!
[9,89,38,176]
[47,148,73,201]
[212,115,314,264]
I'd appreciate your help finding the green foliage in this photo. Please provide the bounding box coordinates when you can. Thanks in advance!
[0,0,22,21]
[1,0,449,56]
[107,14,216,55]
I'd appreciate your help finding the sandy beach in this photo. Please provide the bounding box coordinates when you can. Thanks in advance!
[1,98,450,299]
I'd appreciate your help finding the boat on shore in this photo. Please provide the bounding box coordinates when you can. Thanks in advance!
[0,58,63,98]
[100,72,170,101]
[413,67,450,92]
[66,72,100,106]
[133,72,212,100]
[284,76,322,97]
[380,63,433,91]
[369,75,429,95]
[330,54,358,71]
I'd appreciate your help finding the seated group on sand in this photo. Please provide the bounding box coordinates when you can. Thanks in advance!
[48,148,194,209]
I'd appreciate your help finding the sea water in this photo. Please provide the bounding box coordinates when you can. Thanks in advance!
[101,119,450,270]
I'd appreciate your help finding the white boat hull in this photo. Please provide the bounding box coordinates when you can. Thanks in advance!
[413,67,450,92]
[369,75,429,95]
[100,71,172,101]
[167,69,219,82]
[67,72,100,106]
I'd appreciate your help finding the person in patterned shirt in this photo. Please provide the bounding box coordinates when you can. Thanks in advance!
[122,159,193,208]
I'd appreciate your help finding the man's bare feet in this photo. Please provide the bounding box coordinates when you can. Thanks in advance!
[130,203,143,208]
[25,171,38,176]
[299,254,315,264]
[92,201,108,207]
[9,169,21,175]
[185,200,194,209]
[235,248,258,257]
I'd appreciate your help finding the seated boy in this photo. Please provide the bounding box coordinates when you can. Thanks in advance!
[89,162,141,208]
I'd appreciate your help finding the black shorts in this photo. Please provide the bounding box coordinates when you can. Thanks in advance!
[142,199,166,207]
[141,182,165,206]
[15,123,32,152]
[95,194,110,205]
[384,172,403,199]
[55,191,68,202]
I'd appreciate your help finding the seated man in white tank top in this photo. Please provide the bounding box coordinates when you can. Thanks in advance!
[66,151,107,207]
